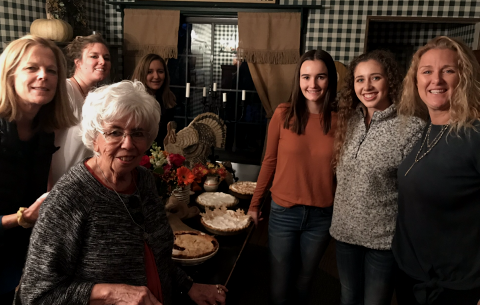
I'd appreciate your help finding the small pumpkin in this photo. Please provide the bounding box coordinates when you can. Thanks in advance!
[30,18,73,42]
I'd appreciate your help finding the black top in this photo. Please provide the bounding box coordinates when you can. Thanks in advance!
[393,121,480,304]
[155,92,176,149]
[0,118,57,292]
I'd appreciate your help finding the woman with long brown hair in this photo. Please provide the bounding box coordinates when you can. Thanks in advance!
[131,53,176,147]
[330,50,423,305]
[248,49,337,305]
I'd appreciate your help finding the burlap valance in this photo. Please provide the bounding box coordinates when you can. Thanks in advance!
[238,12,301,65]
[123,9,179,78]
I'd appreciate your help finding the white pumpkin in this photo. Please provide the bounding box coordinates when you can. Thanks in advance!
[30,18,73,42]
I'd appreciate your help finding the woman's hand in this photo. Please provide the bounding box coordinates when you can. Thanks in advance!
[247,210,263,226]
[90,284,162,305]
[188,283,228,305]
[22,192,49,224]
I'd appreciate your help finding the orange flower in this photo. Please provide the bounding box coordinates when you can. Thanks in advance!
[177,166,194,186]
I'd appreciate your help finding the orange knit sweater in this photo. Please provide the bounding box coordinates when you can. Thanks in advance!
[249,103,337,212]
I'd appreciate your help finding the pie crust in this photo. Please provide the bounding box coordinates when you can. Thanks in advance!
[200,206,252,235]
[196,192,239,208]
[229,181,257,195]
[172,231,219,259]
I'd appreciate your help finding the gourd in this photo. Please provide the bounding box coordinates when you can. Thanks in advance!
[30,18,73,42]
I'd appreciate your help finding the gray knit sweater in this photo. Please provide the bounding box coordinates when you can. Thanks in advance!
[330,104,424,250]
[17,162,192,305]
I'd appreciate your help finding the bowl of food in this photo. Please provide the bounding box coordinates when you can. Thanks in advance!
[200,206,252,236]
[172,231,219,266]
[196,192,239,209]
[228,181,257,200]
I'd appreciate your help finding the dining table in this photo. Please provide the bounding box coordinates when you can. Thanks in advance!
[170,185,265,304]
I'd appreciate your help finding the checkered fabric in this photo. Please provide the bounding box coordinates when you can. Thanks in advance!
[191,23,212,116]
[0,0,105,51]
[289,0,480,64]
[85,0,105,36]
[449,24,476,46]
[105,0,132,80]
[0,0,45,51]
[213,24,237,86]
[367,21,477,71]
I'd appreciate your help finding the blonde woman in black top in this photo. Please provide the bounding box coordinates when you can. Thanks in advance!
[393,36,480,305]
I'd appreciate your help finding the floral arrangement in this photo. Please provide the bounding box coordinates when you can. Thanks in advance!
[143,142,195,197]
[192,162,228,184]
[46,0,89,36]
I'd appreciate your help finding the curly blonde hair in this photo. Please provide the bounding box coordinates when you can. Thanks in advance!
[398,36,480,133]
[332,50,402,169]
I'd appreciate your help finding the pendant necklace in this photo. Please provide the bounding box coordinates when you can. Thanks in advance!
[71,76,87,99]
[96,158,149,240]
[404,123,449,176]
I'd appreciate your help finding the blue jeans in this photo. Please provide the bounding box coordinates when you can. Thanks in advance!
[268,200,332,305]
[336,240,395,305]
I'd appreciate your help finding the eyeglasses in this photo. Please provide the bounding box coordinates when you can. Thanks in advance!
[101,129,149,144]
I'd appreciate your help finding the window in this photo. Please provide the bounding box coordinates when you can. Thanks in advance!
[168,17,266,165]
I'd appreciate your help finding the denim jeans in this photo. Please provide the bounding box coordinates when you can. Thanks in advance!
[335,240,395,305]
[268,200,332,305]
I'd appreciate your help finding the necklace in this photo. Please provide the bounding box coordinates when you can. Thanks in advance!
[404,123,449,176]
[96,158,149,240]
[426,123,446,148]
[71,76,87,98]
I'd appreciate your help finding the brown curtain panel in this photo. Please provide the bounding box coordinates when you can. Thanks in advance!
[123,9,179,79]
[238,12,300,118]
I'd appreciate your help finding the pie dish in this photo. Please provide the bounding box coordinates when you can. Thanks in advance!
[200,206,252,235]
[229,181,257,195]
[172,231,219,259]
[196,192,239,209]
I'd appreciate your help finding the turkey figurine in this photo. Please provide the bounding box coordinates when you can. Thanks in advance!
[164,112,227,166]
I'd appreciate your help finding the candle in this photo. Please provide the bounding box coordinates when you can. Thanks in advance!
[223,93,227,102]
[213,83,217,92]
[203,87,207,97]
[186,83,190,98]
[242,90,246,100]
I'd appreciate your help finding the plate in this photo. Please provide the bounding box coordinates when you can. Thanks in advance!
[196,192,239,209]
[172,246,219,266]
[228,189,253,200]
[200,216,251,236]
[228,181,257,199]
[172,231,219,265]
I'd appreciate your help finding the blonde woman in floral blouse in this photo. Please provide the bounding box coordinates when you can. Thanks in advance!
[330,50,424,305]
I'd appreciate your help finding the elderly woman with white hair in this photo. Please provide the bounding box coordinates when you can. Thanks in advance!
[16,80,227,305]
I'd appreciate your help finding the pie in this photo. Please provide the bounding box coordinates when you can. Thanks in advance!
[200,206,252,235]
[229,181,257,195]
[172,231,219,259]
[196,192,239,208]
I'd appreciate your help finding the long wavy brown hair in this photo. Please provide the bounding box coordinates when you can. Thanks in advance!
[332,50,402,169]
[282,49,337,135]
[398,36,480,133]
[131,53,176,109]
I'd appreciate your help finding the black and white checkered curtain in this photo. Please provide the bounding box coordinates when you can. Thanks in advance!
[1,0,478,74]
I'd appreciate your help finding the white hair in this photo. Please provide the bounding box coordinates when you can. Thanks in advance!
[81,80,161,153]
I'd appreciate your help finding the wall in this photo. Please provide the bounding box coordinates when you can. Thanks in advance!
[0,0,105,52]
[299,0,479,64]
[1,0,478,70]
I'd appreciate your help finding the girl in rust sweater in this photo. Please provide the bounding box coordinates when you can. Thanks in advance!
[248,49,337,305]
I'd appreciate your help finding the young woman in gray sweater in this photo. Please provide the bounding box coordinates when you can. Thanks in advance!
[330,50,424,305]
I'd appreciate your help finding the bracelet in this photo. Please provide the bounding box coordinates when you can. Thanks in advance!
[17,207,33,228]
